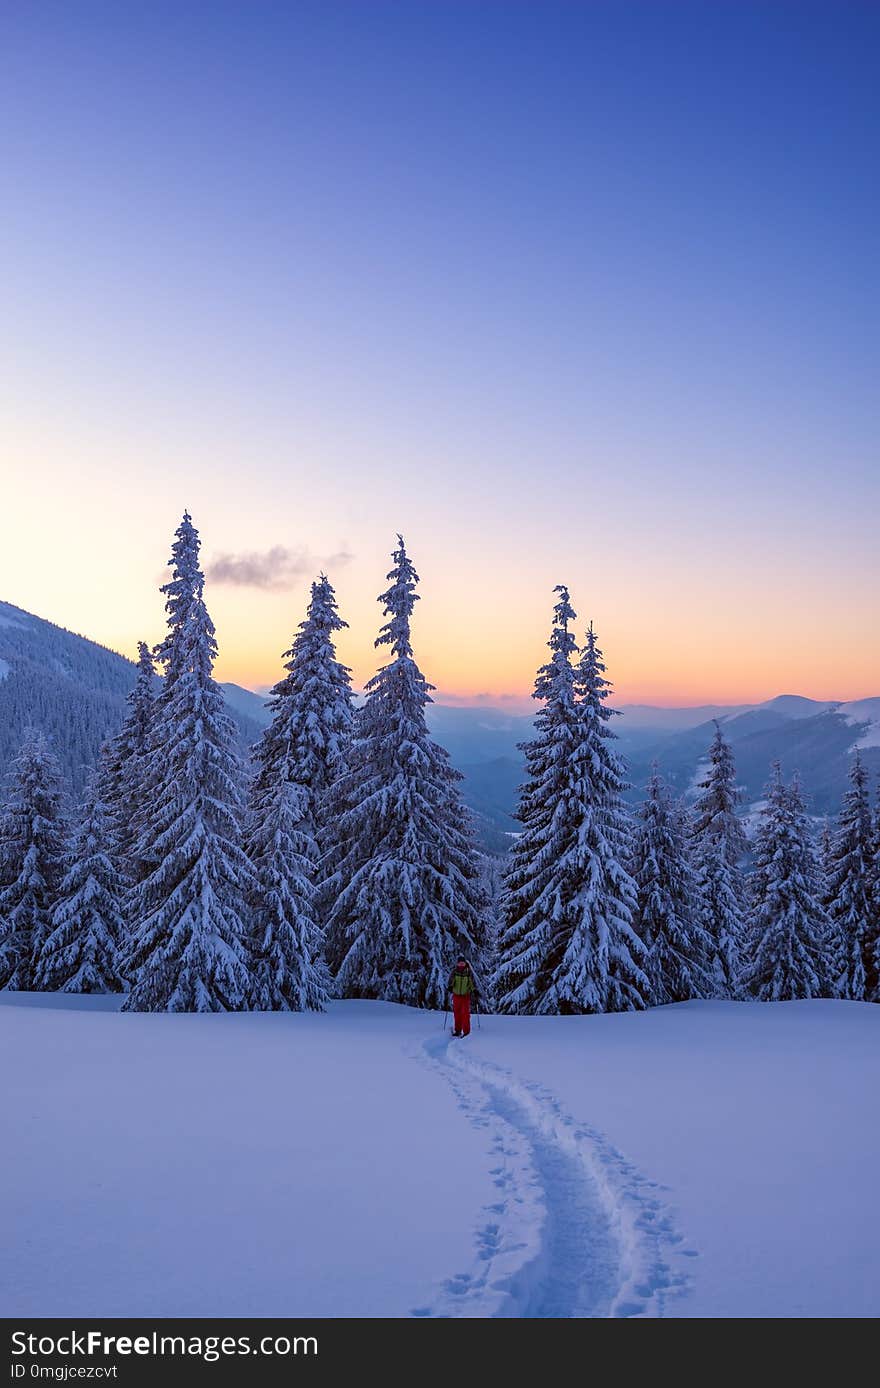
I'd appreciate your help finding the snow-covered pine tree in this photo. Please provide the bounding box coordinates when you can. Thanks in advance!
[0,729,67,990]
[325,537,486,1007]
[243,576,351,1010]
[826,754,875,1001]
[690,722,747,998]
[36,772,127,993]
[867,780,880,1002]
[245,774,330,1011]
[250,574,353,885]
[816,818,840,995]
[496,599,647,1014]
[154,511,201,665]
[742,766,827,1001]
[494,589,578,1012]
[818,819,834,895]
[560,621,646,1011]
[122,513,252,1012]
[475,853,504,1011]
[105,641,157,882]
[632,764,712,1004]
[788,771,832,997]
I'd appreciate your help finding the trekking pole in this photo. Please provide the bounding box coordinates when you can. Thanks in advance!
[473,996,482,1031]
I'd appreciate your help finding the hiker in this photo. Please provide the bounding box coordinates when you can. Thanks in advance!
[448,956,475,1038]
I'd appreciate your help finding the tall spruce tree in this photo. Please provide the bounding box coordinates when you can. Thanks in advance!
[827,755,875,1001]
[0,730,67,990]
[245,774,331,1011]
[243,576,350,1010]
[690,722,747,998]
[250,574,353,867]
[817,818,839,994]
[325,537,485,1007]
[36,772,127,993]
[122,513,252,1012]
[742,766,827,1001]
[106,641,157,882]
[496,598,647,1014]
[632,765,712,1004]
[818,820,835,895]
[495,586,580,1012]
[867,780,880,1001]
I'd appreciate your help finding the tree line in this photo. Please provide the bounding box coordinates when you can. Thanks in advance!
[497,585,879,1010]
[0,517,877,1011]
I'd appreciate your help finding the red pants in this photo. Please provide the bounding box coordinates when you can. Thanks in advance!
[452,994,471,1036]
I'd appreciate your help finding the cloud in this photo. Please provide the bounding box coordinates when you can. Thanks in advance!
[206,545,353,591]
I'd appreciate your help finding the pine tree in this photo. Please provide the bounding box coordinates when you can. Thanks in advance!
[250,574,353,889]
[496,598,647,1014]
[476,853,505,1010]
[243,577,349,1011]
[867,780,880,1001]
[827,755,875,1000]
[245,775,331,1011]
[632,765,712,1004]
[154,512,202,665]
[495,587,579,1012]
[818,819,835,897]
[122,513,252,1012]
[36,773,127,993]
[106,641,157,882]
[742,766,827,1001]
[326,537,486,1008]
[0,730,67,990]
[690,722,747,998]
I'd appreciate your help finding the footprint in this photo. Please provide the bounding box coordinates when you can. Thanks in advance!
[418,1035,690,1319]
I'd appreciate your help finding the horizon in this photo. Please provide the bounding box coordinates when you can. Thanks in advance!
[3,2,878,705]
[3,591,877,716]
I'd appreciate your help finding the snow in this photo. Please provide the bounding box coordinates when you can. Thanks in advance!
[0,997,489,1317]
[0,658,9,680]
[852,723,880,751]
[838,697,880,750]
[838,697,880,726]
[477,1002,880,1318]
[687,757,710,795]
[2,994,877,1318]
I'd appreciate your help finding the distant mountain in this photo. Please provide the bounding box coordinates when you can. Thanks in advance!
[436,695,880,831]
[759,694,839,720]
[620,699,880,816]
[615,703,754,732]
[3,600,877,846]
[457,757,522,834]
[219,681,272,730]
[423,704,532,766]
[0,602,265,797]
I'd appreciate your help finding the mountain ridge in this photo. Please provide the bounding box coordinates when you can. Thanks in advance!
[0,600,266,796]
[2,600,877,843]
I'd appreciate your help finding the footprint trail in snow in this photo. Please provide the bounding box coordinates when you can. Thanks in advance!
[414,1034,693,1318]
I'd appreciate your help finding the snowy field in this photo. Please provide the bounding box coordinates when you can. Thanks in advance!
[1,994,878,1318]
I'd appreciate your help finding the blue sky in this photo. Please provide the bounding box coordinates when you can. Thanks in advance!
[1,1,877,702]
